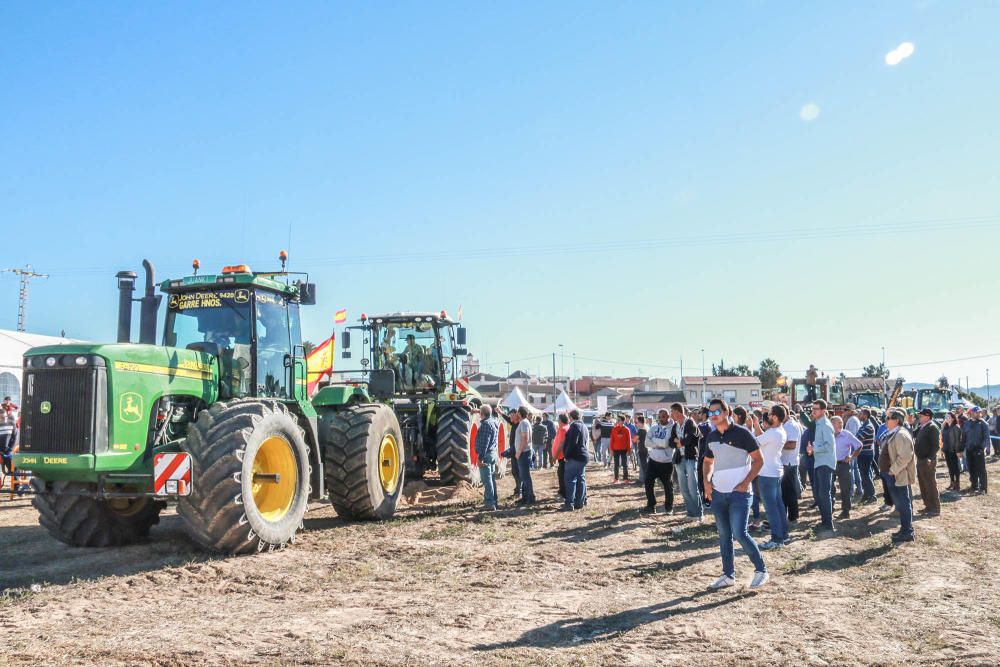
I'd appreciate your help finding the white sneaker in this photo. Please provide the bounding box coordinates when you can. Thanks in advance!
[709,575,736,590]
[750,571,770,589]
[759,540,781,550]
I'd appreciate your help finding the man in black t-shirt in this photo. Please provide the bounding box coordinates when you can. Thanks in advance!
[702,399,769,590]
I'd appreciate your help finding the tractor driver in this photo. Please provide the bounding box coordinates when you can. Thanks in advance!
[399,334,426,389]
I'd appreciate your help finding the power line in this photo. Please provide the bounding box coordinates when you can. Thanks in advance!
[41,213,1000,277]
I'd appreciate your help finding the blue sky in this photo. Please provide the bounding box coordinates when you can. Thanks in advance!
[3,2,999,387]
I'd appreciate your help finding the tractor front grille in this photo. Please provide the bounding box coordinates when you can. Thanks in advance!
[21,367,108,455]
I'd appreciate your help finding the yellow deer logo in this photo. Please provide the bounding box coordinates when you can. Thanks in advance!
[120,392,144,424]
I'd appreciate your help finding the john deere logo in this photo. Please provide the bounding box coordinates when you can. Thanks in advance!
[39,401,51,415]
[120,392,144,424]
[234,289,250,303]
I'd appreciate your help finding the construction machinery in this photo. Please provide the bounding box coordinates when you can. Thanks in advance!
[14,256,416,554]
[333,312,507,512]
[914,386,953,419]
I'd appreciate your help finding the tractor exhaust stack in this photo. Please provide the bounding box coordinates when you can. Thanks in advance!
[138,259,161,345]
[115,270,137,343]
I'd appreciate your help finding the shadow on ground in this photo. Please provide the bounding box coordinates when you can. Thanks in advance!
[474,590,747,650]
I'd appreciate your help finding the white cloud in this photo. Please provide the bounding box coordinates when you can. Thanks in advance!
[885,41,916,66]
[800,103,820,121]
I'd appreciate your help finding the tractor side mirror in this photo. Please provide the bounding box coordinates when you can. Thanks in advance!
[341,330,351,358]
[298,282,317,305]
[456,327,467,345]
[369,369,395,400]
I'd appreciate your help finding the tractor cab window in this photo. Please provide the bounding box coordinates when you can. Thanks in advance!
[165,288,254,398]
[375,321,440,392]
[255,291,293,399]
[919,391,949,413]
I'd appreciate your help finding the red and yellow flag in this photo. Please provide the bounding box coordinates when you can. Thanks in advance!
[306,335,335,395]
[334,309,348,324]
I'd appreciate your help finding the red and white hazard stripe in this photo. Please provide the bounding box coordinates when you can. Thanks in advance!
[456,377,471,393]
[153,452,192,496]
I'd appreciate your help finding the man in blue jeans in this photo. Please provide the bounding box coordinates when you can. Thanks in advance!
[808,399,837,537]
[702,398,769,590]
[560,409,590,511]
[474,404,500,510]
[512,407,536,505]
[883,409,916,542]
[855,409,879,503]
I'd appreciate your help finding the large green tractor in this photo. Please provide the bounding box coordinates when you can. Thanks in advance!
[330,312,507,520]
[15,257,407,554]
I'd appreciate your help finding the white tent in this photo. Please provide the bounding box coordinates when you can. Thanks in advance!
[553,390,582,414]
[0,329,81,404]
[500,386,542,414]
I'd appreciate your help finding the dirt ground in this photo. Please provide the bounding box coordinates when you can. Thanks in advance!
[3,458,1000,667]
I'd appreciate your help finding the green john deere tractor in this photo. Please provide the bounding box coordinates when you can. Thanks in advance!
[328,312,506,521]
[15,257,409,554]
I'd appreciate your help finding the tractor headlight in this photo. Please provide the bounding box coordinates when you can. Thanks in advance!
[45,356,57,367]
[74,356,88,366]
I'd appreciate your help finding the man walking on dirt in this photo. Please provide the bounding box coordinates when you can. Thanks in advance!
[702,398,769,590]
[475,405,500,511]
[808,399,837,536]
[514,406,536,505]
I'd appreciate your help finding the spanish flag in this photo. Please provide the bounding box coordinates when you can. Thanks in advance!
[334,309,348,324]
[306,334,335,396]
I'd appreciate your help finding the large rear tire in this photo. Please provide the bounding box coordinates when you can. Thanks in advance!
[178,400,310,554]
[32,480,164,547]
[436,407,478,485]
[323,403,404,520]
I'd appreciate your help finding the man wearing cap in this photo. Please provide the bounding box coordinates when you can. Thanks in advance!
[913,408,941,515]
[963,407,990,494]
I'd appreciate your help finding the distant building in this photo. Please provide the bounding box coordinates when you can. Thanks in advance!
[466,372,505,388]
[680,376,763,407]
[506,370,534,386]
[460,354,481,377]
[575,375,649,396]
[633,390,688,415]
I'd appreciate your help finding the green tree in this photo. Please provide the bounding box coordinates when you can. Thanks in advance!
[757,358,781,388]
[862,363,890,379]
[713,359,753,377]
[302,340,316,356]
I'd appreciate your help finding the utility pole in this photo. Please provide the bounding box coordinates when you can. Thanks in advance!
[987,369,991,403]
[552,352,558,411]
[701,348,706,405]
[505,361,510,378]
[572,352,577,400]
[3,265,49,332]
[881,346,887,397]
[558,343,565,383]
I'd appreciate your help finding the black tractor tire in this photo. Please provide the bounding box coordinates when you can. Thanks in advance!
[178,400,311,554]
[436,407,479,486]
[322,403,404,521]
[32,480,164,547]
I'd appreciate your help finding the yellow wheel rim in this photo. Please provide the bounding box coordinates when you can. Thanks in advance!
[378,433,401,495]
[252,435,298,522]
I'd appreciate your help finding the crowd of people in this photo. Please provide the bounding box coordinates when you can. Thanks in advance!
[471,398,1000,591]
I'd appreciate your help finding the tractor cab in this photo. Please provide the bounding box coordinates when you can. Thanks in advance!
[161,263,316,402]
[352,312,466,398]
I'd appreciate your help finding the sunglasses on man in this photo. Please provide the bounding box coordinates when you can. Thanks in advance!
[707,408,724,417]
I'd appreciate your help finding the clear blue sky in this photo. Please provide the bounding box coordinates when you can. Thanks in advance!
[3,2,999,388]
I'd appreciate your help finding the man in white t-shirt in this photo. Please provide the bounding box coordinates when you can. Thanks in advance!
[748,405,789,549]
[781,411,803,524]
